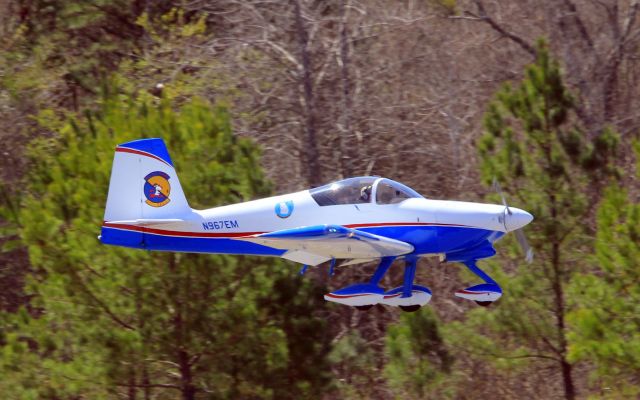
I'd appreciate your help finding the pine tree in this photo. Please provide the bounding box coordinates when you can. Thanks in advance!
[444,40,618,399]
[567,145,640,397]
[384,309,455,399]
[0,87,331,399]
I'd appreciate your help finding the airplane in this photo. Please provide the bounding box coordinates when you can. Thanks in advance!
[100,138,533,312]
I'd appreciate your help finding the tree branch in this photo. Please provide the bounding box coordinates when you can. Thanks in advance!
[466,0,536,56]
[562,0,595,50]
[621,0,640,42]
[116,382,182,390]
[71,269,136,331]
[494,353,560,362]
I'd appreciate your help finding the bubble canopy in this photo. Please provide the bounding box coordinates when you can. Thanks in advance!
[309,177,424,206]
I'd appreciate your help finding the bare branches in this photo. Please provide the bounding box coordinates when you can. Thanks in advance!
[452,0,536,56]
[292,0,321,187]
[562,0,595,50]
[621,0,640,41]
[338,0,353,177]
[601,0,640,121]
[71,268,136,331]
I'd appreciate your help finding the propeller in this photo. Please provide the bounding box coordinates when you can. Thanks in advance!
[493,178,534,263]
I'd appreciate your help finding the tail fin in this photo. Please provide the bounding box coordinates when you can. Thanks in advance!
[101,138,191,247]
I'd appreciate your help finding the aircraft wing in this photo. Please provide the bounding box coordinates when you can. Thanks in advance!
[238,225,414,266]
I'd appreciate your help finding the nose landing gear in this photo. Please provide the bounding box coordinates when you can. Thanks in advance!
[455,260,502,307]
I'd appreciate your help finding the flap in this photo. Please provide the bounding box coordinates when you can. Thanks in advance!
[238,225,414,265]
[281,250,332,265]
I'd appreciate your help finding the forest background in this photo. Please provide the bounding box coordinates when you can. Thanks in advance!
[0,0,639,399]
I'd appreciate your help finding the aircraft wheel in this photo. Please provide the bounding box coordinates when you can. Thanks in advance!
[475,301,493,307]
[399,305,421,312]
[355,305,374,311]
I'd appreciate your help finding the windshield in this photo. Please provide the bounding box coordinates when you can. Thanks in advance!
[375,178,423,204]
[310,177,377,206]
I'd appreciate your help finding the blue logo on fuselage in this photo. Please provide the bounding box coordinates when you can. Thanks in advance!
[275,200,294,218]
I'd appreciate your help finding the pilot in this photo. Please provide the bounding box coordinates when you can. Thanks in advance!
[360,185,372,202]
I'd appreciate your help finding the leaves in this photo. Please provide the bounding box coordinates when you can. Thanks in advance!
[448,39,622,398]
[567,184,640,396]
[384,310,456,399]
[0,90,331,399]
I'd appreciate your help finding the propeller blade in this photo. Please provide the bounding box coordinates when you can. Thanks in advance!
[493,178,510,231]
[493,177,533,263]
[492,178,511,215]
[515,228,534,263]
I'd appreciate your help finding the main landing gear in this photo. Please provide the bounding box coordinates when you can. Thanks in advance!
[454,260,502,307]
[323,256,432,312]
[322,257,503,310]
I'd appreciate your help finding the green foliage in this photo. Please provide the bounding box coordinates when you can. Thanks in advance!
[258,275,332,398]
[461,39,618,396]
[477,37,616,281]
[1,0,211,119]
[0,89,331,399]
[567,184,640,398]
[384,309,456,399]
[328,331,378,399]
[0,181,28,311]
[428,0,458,15]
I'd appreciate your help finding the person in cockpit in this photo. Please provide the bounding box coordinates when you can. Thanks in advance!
[360,185,372,202]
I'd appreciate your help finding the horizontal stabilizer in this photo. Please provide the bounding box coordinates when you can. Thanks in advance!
[238,225,414,265]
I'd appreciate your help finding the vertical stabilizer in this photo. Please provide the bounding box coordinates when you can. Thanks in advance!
[101,138,191,247]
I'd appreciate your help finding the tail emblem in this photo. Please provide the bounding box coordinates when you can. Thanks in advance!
[144,171,171,207]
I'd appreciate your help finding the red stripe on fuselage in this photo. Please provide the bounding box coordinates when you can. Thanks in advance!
[102,222,264,238]
[345,222,468,229]
[116,147,171,167]
[101,221,474,239]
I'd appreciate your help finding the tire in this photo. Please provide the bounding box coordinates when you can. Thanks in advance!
[355,305,374,311]
[399,305,421,312]
[475,301,492,307]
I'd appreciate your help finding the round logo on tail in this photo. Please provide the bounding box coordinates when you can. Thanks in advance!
[144,171,171,207]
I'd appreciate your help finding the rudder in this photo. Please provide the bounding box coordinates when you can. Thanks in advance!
[101,138,191,248]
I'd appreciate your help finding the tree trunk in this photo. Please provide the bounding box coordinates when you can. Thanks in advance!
[143,365,151,400]
[292,0,321,187]
[178,348,196,400]
[128,368,137,400]
[169,254,197,400]
[560,358,575,400]
[339,0,353,177]
[550,217,575,400]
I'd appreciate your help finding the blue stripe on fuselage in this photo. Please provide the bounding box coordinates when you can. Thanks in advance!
[100,226,285,256]
[101,225,505,257]
[355,225,503,254]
